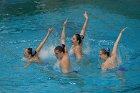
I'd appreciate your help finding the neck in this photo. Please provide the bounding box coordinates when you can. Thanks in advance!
[58,55,63,60]
[74,43,80,47]
[104,56,109,61]
[29,54,34,59]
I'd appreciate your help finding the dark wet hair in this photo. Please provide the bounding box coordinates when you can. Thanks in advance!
[54,44,65,53]
[27,48,36,56]
[75,34,84,44]
[101,48,110,57]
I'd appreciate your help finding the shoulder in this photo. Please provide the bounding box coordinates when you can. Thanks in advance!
[110,54,117,60]
[75,45,82,52]
[62,53,70,62]
[64,52,69,58]
[29,56,37,62]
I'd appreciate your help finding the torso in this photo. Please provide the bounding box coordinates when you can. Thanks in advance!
[72,44,82,60]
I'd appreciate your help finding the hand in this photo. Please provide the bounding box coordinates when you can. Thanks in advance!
[121,27,127,33]
[84,11,88,19]
[63,18,68,27]
[48,27,53,34]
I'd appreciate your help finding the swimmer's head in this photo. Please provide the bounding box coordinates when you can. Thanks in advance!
[54,45,65,60]
[99,48,110,60]
[72,34,82,45]
[24,48,35,58]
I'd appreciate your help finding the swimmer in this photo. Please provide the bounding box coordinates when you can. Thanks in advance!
[99,27,127,71]
[54,19,71,74]
[18,27,53,68]
[71,11,88,61]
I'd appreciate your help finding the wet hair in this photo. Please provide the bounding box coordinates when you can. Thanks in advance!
[27,48,36,56]
[54,44,65,53]
[101,48,110,57]
[75,34,84,44]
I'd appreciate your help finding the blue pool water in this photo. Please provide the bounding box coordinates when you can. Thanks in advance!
[0,0,140,93]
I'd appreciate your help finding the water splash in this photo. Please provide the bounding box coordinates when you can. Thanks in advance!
[39,45,56,59]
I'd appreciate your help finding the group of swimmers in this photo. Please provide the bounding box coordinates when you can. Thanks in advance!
[19,11,127,74]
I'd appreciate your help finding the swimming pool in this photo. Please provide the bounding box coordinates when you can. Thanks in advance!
[0,0,140,93]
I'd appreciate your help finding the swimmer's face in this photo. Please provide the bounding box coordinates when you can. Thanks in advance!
[99,51,106,60]
[54,50,64,60]
[24,49,30,58]
[72,35,78,45]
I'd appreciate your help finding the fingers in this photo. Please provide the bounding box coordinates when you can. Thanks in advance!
[63,18,68,26]
[121,27,127,32]
[48,27,53,33]
[84,11,87,16]
[85,11,87,15]
[84,11,88,19]
[123,27,128,31]
[49,27,53,31]
[65,18,68,22]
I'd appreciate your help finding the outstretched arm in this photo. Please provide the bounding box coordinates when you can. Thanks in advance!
[36,28,53,53]
[112,27,127,56]
[16,60,31,68]
[80,11,88,36]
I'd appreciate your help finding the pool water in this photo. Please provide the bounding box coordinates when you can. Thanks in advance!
[0,0,140,93]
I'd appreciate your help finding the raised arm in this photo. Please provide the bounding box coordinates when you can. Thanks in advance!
[80,11,88,36]
[36,28,53,53]
[61,19,67,52]
[112,27,127,56]
[61,19,67,45]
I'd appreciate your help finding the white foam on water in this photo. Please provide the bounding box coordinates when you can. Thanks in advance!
[83,40,90,55]
[39,45,55,60]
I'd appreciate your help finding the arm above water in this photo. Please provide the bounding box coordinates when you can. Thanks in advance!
[111,27,127,56]
[35,27,53,53]
[80,11,88,36]
[61,19,68,52]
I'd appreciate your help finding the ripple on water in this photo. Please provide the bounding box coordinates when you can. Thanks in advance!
[0,27,23,34]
